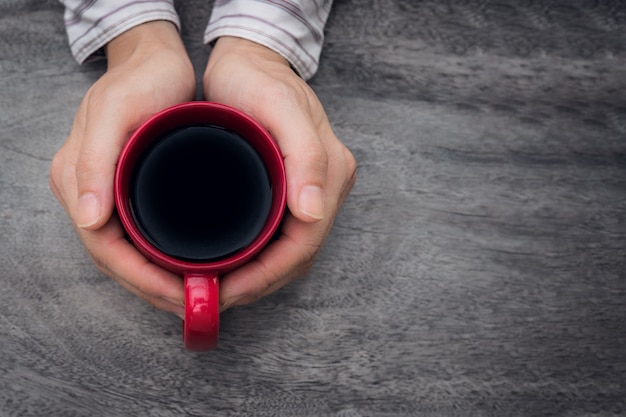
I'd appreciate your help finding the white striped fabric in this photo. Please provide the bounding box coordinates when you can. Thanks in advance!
[59,0,333,80]
[205,0,333,79]
[60,0,180,64]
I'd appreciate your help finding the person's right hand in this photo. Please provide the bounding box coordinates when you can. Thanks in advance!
[49,21,195,318]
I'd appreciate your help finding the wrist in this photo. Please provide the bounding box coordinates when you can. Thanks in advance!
[105,20,189,68]
[206,36,290,74]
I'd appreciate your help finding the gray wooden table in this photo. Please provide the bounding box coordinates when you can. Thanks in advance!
[1,1,625,416]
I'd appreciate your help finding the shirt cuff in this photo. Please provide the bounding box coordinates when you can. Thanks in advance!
[204,0,332,80]
[63,1,180,64]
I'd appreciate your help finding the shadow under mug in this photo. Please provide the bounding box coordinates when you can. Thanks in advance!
[114,102,286,351]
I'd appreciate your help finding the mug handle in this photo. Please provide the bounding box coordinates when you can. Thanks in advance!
[183,273,219,351]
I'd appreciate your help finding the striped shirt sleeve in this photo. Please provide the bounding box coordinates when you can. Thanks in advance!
[59,0,180,64]
[204,0,334,80]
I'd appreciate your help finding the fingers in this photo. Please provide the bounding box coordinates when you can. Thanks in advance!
[219,214,321,310]
[78,216,185,318]
[219,145,356,310]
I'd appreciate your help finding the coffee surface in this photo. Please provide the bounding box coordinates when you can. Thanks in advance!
[130,125,272,262]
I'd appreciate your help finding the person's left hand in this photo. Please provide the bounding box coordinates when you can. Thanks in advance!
[203,36,357,311]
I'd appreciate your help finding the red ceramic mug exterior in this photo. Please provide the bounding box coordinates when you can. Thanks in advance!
[114,102,286,351]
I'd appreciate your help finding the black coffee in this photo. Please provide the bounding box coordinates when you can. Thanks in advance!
[129,125,272,262]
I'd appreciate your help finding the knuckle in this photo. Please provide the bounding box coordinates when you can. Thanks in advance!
[344,147,358,188]
[296,239,322,276]
[329,142,357,191]
[49,145,79,207]
[89,252,110,275]
[49,150,65,191]
[298,254,316,276]
[343,146,357,178]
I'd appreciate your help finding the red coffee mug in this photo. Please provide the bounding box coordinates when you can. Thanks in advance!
[114,102,286,351]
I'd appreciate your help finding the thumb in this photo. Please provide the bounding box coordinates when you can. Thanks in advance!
[74,107,129,230]
[75,159,115,230]
[268,109,328,223]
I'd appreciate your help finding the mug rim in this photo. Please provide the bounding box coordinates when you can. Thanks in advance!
[114,101,287,274]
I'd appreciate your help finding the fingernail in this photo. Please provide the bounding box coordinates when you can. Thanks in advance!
[219,298,236,313]
[163,298,185,320]
[76,193,102,228]
[220,295,246,312]
[298,185,325,220]
[163,297,184,307]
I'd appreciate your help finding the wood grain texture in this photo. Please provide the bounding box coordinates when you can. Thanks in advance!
[1,0,625,416]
